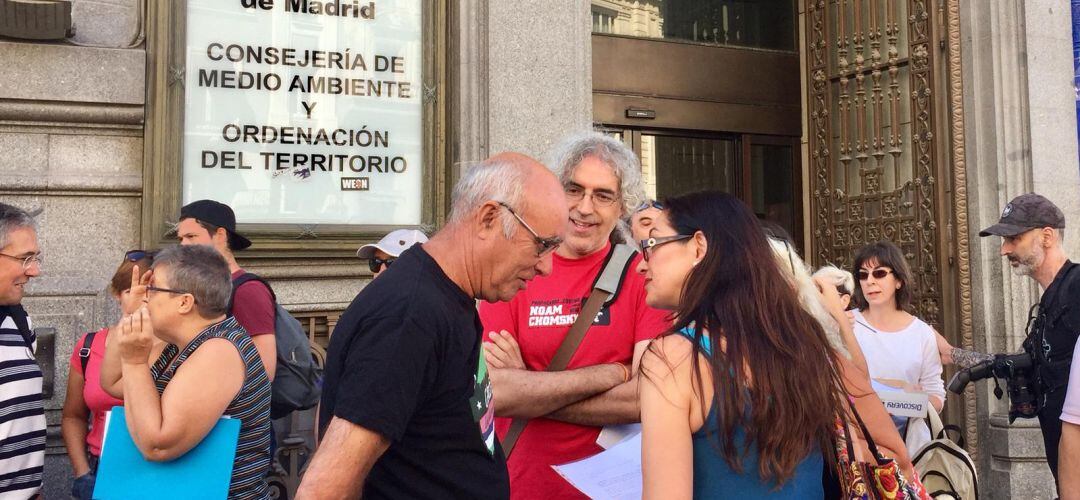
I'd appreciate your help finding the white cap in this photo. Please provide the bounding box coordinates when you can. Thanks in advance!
[356,229,428,259]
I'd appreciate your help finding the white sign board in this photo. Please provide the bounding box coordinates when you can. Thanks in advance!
[877,390,930,419]
[183,0,423,225]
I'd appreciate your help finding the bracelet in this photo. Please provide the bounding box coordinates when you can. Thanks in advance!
[610,362,630,383]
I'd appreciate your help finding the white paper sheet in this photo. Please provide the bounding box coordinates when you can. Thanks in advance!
[596,423,642,450]
[552,432,642,499]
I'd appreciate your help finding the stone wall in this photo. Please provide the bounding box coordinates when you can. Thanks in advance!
[0,9,146,492]
[1,0,595,497]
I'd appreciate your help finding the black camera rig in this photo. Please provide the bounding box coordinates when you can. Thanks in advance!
[947,352,1038,423]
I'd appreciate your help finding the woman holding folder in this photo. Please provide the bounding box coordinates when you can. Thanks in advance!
[100,245,271,499]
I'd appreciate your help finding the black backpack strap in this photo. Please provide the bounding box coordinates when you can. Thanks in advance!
[0,304,33,350]
[228,272,277,313]
[79,330,97,374]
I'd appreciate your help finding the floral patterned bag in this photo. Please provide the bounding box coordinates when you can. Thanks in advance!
[831,403,931,500]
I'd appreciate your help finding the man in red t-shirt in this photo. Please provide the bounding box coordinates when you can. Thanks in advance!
[177,200,276,380]
[480,133,670,499]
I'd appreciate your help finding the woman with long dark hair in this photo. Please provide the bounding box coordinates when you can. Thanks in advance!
[637,191,849,498]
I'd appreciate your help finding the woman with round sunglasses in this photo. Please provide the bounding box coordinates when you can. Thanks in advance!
[60,250,154,500]
[850,241,945,454]
[636,191,848,498]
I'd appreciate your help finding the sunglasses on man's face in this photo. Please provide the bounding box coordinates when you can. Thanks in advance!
[857,268,893,281]
[369,257,395,273]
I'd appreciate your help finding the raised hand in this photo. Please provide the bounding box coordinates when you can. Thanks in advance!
[126,264,153,311]
[118,306,156,365]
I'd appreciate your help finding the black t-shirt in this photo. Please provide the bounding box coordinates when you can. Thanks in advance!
[319,245,509,499]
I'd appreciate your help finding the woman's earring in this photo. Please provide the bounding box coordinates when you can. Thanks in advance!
[692,261,700,267]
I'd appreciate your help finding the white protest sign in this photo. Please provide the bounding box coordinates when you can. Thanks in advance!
[183,0,423,225]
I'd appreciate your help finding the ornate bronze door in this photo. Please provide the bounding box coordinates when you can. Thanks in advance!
[804,0,975,452]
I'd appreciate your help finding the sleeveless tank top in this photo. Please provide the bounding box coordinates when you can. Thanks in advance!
[676,328,824,498]
[151,317,271,499]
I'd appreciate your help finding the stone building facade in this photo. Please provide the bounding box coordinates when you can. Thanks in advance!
[0,1,1077,498]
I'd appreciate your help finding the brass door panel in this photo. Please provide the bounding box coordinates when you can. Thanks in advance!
[806,0,972,452]
[593,34,799,137]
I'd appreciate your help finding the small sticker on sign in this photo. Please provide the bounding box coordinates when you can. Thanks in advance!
[341,177,369,191]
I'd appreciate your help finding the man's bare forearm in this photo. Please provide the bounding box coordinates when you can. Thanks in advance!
[490,364,624,419]
[547,379,639,426]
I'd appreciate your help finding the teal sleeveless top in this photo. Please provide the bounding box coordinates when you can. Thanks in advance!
[677,328,824,499]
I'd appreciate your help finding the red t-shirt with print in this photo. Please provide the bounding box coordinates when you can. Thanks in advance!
[479,243,670,499]
[230,269,274,337]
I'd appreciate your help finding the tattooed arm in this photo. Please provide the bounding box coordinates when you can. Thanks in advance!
[936,331,994,368]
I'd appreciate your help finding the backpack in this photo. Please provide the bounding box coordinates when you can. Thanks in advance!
[911,409,978,499]
[229,273,321,419]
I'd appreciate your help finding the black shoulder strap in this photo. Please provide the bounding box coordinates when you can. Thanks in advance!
[79,330,97,374]
[0,305,33,350]
[228,272,277,313]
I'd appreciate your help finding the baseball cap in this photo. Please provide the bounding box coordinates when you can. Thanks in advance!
[179,200,252,250]
[978,193,1065,237]
[356,229,428,259]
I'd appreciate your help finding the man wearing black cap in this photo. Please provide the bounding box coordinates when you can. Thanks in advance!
[979,193,1079,489]
[176,200,276,381]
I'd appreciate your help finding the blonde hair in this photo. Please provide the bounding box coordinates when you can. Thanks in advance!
[812,265,855,296]
[766,238,851,360]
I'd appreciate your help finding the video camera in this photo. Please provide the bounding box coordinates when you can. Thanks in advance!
[947,352,1038,423]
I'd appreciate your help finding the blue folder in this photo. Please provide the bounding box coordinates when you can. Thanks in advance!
[93,407,240,500]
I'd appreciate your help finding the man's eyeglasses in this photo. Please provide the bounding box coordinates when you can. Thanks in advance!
[125,250,154,262]
[639,235,692,262]
[497,202,563,257]
[146,285,191,297]
[856,268,893,281]
[369,257,395,273]
[0,252,42,271]
[634,200,664,213]
[564,184,619,208]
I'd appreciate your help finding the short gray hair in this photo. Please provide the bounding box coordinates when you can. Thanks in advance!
[151,245,232,318]
[0,203,36,249]
[448,158,530,238]
[548,131,646,217]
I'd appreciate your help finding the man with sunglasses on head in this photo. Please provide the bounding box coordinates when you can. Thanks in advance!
[973,193,1080,495]
[297,152,566,499]
[356,229,428,279]
[479,132,670,500]
[629,199,663,242]
[0,203,45,499]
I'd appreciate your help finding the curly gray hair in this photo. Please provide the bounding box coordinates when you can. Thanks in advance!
[548,131,645,243]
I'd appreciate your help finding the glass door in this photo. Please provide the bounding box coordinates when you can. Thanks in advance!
[605,127,801,247]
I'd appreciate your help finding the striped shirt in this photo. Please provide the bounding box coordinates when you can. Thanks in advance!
[0,307,45,499]
[151,317,271,500]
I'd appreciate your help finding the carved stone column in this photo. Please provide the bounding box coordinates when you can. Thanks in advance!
[962,0,1080,497]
